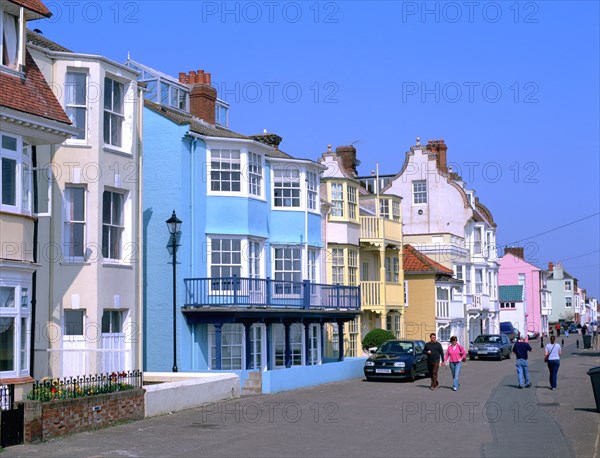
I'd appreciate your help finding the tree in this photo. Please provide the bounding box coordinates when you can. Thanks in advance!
[362,328,396,351]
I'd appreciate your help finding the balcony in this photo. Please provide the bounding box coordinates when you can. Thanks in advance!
[360,216,402,245]
[360,281,403,311]
[183,277,360,310]
[436,299,464,320]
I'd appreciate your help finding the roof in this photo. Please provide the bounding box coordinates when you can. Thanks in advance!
[499,285,524,302]
[403,245,454,275]
[26,29,72,52]
[8,0,51,17]
[0,51,71,125]
[144,100,248,140]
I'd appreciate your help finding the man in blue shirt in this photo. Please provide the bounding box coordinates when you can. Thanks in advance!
[513,335,533,388]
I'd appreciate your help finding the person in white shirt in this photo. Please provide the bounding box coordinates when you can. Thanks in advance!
[544,335,562,390]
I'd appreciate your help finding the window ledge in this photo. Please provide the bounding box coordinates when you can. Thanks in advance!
[0,65,25,79]
[103,146,133,157]
[60,261,91,266]
[64,143,93,149]
[102,262,134,269]
[0,375,33,385]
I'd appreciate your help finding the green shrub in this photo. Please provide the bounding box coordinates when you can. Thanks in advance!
[362,328,396,350]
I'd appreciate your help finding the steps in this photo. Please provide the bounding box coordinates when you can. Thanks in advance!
[241,371,262,396]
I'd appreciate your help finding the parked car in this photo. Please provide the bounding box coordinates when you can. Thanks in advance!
[364,340,428,382]
[500,321,520,343]
[468,334,512,361]
[527,330,540,339]
[567,323,579,334]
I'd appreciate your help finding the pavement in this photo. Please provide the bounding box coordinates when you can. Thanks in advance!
[3,335,599,458]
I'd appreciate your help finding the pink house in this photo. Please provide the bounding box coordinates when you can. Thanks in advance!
[498,248,552,337]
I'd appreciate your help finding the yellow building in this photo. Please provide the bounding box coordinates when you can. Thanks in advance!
[319,145,404,357]
[403,245,464,343]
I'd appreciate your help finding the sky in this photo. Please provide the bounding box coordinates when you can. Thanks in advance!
[35,0,600,297]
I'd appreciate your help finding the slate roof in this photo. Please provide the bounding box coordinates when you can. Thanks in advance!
[499,285,524,302]
[0,51,71,125]
[403,244,454,275]
[27,29,72,52]
[8,0,51,17]
[144,100,249,140]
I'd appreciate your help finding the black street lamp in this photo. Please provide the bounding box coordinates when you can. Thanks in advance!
[166,210,182,372]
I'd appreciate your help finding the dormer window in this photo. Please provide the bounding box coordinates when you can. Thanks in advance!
[1,4,24,71]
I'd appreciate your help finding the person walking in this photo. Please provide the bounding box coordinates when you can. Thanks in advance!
[545,335,562,390]
[555,323,561,337]
[424,333,444,390]
[513,335,533,389]
[442,336,466,391]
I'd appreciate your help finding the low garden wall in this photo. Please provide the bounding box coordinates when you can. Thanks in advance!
[20,388,144,443]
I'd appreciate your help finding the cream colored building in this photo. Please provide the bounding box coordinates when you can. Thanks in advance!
[27,33,143,377]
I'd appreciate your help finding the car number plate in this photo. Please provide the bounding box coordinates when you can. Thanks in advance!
[375,369,392,374]
[477,351,488,355]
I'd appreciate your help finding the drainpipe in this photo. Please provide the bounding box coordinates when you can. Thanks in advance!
[30,146,39,376]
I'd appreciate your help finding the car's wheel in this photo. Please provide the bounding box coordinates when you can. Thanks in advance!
[506,350,511,359]
[497,352,503,361]
[365,376,372,382]
[408,367,416,382]
[469,355,475,360]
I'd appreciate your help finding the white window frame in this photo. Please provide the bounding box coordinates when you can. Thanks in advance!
[564,281,572,292]
[0,280,31,379]
[209,323,244,370]
[0,4,24,72]
[247,151,262,197]
[210,148,242,194]
[380,198,390,219]
[63,185,87,262]
[273,246,302,295]
[307,170,318,211]
[308,248,319,283]
[209,237,243,292]
[392,200,401,221]
[348,249,358,286]
[104,76,125,148]
[475,269,483,294]
[102,189,126,261]
[565,296,572,308]
[347,185,357,220]
[331,248,344,285]
[273,167,301,208]
[412,180,427,205]
[1,133,31,215]
[330,182,343,217]
[65,70,89,142]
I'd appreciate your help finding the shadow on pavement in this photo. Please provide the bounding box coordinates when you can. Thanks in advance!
[571,351,600,357]
[573,408,600,413]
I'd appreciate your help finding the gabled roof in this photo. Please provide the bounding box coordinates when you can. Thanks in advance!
[403,244,454,275]
[499,285,524,302]
[8,0,51,17]
[0,51,71,125]
[27,29,72,52]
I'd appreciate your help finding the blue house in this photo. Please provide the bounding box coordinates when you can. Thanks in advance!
[126,61,360,383]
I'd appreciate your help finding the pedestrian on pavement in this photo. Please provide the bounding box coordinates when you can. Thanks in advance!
[513,335,533,389]
[442,336,466,391]
[545,335,562,390]
[555,323,561,337]
[582,323,588,336]
[424,333,444,390]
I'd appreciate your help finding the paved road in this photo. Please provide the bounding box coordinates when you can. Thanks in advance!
[5,337,600,457]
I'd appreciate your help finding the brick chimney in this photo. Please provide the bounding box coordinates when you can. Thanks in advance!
[179,69,216,124]
[335,145,358,177]
[548,261,554,272]
[427,139,448,173]
[504,247,524,259]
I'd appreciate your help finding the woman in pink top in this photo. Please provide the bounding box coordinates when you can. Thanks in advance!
[442,336,467,391]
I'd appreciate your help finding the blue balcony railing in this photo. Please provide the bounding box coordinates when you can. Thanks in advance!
[183,276,360,310]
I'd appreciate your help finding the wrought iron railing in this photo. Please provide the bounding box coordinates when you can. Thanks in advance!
[184,276,360,310]
[0,384,14,410]
[27,370,143,402]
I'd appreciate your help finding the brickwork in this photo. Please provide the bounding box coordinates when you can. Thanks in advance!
[21,389,144,443]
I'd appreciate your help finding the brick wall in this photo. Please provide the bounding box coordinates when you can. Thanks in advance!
[21,389,144,443]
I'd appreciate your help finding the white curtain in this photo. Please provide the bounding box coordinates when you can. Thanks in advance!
[3,12,18,68]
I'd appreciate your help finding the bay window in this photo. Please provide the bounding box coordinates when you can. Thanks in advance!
[1,134,31,214]
[273,168,300,207]
[0,283,30,377]
[104,77,124,147]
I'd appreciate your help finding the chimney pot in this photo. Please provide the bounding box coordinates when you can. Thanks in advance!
[205,72,211,85]
[548,261,554,272]
[178,72,187,84]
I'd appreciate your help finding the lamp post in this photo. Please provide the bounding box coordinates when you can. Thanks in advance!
[166,210,182,372]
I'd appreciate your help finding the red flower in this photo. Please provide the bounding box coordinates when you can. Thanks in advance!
[51,388,57,394]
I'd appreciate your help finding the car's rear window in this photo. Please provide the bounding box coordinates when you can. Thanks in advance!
[377,342,413,354]
[474,335,502,344]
